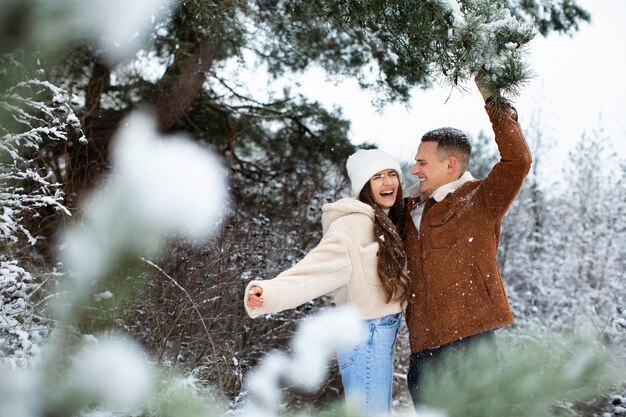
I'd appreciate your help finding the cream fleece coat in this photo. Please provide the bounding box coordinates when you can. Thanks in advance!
[244,198,403,320]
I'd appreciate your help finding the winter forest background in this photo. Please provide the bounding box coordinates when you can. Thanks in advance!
[0,1,624,417]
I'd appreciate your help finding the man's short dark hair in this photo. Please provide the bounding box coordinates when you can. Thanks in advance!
[421,127,471,169]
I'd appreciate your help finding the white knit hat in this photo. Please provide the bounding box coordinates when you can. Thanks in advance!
[346,149,402,197]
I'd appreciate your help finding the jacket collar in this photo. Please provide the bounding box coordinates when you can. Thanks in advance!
[430,171,475,202]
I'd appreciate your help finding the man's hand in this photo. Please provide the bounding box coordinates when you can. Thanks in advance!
[247,285,264,309]
[475,72,495,103]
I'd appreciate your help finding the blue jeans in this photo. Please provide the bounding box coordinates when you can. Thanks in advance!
[337,312,401,416]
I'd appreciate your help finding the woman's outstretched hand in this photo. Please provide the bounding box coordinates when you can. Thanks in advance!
[247,285,264,309]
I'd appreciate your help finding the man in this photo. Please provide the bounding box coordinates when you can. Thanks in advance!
[403,76,532,406]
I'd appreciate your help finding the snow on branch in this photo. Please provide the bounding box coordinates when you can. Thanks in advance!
[1,60,82,246]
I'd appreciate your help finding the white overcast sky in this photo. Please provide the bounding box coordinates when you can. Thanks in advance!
[291,0,625,171]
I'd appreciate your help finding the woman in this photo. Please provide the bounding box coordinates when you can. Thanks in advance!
[244,149,410,416]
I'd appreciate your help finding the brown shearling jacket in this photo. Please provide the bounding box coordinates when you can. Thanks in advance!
[404,102,532,354]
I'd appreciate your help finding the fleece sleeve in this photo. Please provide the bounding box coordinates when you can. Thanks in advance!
[243,228,352,319]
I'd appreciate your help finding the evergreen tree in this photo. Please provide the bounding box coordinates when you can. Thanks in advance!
[1,0,591,221]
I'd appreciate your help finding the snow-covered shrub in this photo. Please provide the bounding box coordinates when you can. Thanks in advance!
[0,54,79,246]
[500,129,625,345]
[0,259,37,370]
[495,126,626,415]
[0,53,83,369]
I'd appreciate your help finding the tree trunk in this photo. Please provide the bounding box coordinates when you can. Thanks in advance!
[155,36,222,131]
[65,59,112,206]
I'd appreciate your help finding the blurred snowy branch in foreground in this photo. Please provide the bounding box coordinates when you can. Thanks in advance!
[9,0,175,64]
[418,322,624,417]
[58,109,228,320]
[0,108,230,417]
[242,306,365,417]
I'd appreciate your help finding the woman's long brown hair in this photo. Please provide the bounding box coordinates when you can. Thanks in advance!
[358,180,410,304]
